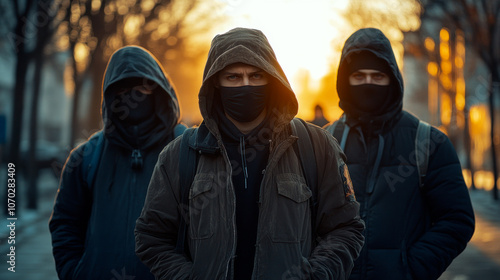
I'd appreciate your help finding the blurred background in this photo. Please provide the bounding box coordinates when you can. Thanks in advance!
[0,0,499,279]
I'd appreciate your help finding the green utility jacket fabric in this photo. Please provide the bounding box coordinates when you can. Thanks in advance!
[135,27,365,280]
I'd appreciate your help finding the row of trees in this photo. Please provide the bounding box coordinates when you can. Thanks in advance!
[416,0,500,199]
[1,0,222,209]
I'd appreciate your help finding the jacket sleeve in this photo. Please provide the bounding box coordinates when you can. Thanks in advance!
[48,146,92,280]
[408,129,475,280]
[307,127,365,279]
[135,137,193,279]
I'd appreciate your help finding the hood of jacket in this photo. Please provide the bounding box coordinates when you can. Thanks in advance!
[337,28,404,124]
[198,27,298,138]
[101,45,181,148]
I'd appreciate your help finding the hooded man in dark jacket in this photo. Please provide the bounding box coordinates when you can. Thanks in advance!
[49,46,184,280]
[324,28,475,280]
[135,27,365,280]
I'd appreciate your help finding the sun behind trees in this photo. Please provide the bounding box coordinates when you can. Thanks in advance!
[54,0,224,146]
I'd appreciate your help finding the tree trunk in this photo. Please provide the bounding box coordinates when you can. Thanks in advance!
[464,106,475,190]
[69,47,81,148]
[490,70,499,200]
[87,49,105,133]
[6,29,29,214]
[27,51,44,209]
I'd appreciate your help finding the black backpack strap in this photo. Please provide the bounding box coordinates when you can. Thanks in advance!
[290,118,318,236]
[82,131,104,189]
[175,127,199,255]
[416,120,431,188]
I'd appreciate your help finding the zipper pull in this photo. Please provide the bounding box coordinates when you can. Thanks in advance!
[131,149,143,170]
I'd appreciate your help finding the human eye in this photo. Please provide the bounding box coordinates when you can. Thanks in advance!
[226,74,239,81]
[116,88,128,95]
[136,85,153,94]
[252,72,264,79]
[352,73,364,80]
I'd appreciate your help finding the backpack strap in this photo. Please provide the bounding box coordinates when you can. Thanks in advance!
[175,127,199,256]
[174,123,187,138]
[326,115,349,150]
[290,118,318,237]
[325,121,338,135]
[82,131,104,189]
[415,120,431,188]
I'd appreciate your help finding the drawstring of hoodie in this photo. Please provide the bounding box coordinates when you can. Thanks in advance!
[239,136,249,189]
[366,134,384,194]
[342,121,385,194]
[365,120,389,194]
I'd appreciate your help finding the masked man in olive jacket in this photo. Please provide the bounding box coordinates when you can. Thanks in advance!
[324,28,475,280]
[49,46,184,280]
[135,27,365,280]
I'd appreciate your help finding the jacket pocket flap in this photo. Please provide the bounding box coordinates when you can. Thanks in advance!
[276,173,312,203]
[189,173,214,199]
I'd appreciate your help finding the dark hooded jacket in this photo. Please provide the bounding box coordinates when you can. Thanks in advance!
[49,46,182,280]
[324,28,475,280]
[135,27,365,280]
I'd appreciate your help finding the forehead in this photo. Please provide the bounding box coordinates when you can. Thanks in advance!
[221,63,263,73]
[352,69,387,74]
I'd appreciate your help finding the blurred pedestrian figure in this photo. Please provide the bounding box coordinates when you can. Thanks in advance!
[135,27,364,280]
[49,46,185,280]
[310,104,329,127]
[325,28,475,280]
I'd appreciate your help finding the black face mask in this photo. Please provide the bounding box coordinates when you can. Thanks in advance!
[219,85,268,122]
[348,84,393,116]
[111,90,155,125]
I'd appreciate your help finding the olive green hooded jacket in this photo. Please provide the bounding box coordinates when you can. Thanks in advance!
[135,27,364,280]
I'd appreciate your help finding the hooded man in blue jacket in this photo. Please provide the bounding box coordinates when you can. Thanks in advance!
[49,46,184,280]
[324,28,475,280]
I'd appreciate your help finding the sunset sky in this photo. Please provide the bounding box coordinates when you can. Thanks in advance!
[212,0,350,90]
[192,0,421,121]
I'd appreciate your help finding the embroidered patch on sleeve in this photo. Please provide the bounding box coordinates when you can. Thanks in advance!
[339,163,355,202]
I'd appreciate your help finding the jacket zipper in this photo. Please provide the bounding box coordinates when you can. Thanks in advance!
[220,144,237,280]
[252,136,295,278]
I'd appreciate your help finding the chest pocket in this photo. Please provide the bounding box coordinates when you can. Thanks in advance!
[188,173,216,240]
[271,173,312,243]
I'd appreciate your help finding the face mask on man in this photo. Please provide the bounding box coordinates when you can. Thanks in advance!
[348,84,394,116]
[219,85,268,122]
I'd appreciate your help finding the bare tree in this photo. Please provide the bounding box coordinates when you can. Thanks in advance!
[27,0,63,209]
[5,0,36,187]
[2,0,64,210]
[54,0,222,147]
[342,0,422,63]
[418,0,500,200]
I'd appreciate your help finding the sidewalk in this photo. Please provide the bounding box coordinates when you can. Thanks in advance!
[1,167,499,279]
[438,189,500,280]
[0,169,59,280]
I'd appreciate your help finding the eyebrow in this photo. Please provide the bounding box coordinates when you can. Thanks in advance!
[220,70,265,76]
